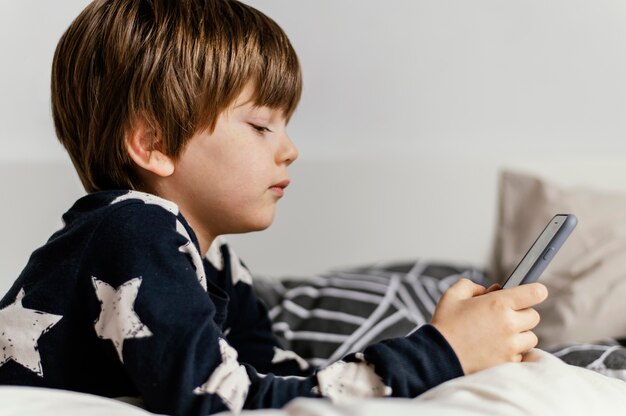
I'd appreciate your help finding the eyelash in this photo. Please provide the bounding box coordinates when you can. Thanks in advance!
[250,123,272,135]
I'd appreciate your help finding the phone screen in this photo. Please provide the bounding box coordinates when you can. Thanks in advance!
[502,215,569,288]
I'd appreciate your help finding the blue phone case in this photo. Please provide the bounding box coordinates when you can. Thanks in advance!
[502,214,577,288]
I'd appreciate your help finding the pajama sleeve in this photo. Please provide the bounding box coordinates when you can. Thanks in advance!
[82,200,463,415]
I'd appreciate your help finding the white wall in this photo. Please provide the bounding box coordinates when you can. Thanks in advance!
[0,0,92,163]
[4,0,626,163]
[2,1,626,291]
[243,0,626,161]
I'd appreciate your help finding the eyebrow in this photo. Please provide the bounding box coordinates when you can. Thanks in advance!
[235,103,274,115]
[232,102,287,122]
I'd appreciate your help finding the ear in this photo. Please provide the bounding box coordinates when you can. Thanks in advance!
[125,119,175,177]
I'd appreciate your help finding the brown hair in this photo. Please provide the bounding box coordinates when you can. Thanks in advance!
[52,0,302,192]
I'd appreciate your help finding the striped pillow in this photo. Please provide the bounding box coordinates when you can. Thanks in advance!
[549,341,626,382]
[253,261,489,367]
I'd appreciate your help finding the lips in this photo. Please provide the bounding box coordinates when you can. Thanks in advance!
[269,179,290,197]
[271,179,291,189]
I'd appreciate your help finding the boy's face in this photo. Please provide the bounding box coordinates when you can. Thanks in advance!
[162,85,299,252]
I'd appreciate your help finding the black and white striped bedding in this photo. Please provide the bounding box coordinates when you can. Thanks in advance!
[253,260,626,381]
[549,340,626,382]
[253,260,489,367]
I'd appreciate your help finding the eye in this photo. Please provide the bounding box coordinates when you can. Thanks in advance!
[249,123,273,134]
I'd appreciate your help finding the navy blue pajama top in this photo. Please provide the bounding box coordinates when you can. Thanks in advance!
[0,190,463,415]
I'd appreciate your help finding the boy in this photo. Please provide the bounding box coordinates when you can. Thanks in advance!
[0,0,547,415]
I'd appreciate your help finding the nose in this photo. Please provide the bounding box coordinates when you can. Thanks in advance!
[278,133,299,166]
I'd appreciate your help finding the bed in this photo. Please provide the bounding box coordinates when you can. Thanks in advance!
[1,347,625,415]
[2,164,626,415]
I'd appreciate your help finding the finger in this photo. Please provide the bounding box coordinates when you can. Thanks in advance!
[485,283,501,294]
[505,283,548,310]
[444,278,487,300]
[522,349,541,362]
[513,308,541,332]
[515,330,539,354]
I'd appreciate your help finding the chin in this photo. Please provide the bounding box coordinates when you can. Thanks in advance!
[238,213,276,233]
[251,218,274,232]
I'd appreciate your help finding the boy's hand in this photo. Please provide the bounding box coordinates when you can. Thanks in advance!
[431,279,548,375]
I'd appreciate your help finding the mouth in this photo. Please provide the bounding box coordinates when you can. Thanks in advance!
[269,179,290,197]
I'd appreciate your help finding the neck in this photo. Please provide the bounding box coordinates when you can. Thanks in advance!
[141,181,214,255]
[183,215,213,256]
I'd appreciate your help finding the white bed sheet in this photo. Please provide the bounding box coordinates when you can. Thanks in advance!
[2,350,625,416]
[269,349,626,416]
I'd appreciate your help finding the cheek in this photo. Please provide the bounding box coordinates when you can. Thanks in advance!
[204,161,261,209]
[226,148,270,185]
[176,139,271,208]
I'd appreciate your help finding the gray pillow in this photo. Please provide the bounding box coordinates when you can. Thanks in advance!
[491,170,626,348]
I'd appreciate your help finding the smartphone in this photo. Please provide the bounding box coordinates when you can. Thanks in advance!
[501,214,577,289]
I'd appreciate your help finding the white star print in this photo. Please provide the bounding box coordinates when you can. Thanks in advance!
[176,220,207,291]
[110,191,179,215]
[206,236,226,271]
[0,289,62,377]
[92,277,152,362]
[316,357,392,404]
[205,239,252,285]
[228,248,253,286]
[110,191,209,292]
[194,338,251,413]
[272,347,310,371]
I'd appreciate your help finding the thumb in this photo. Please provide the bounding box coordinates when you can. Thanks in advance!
[445,278,487,300]
[485,283,501,293]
